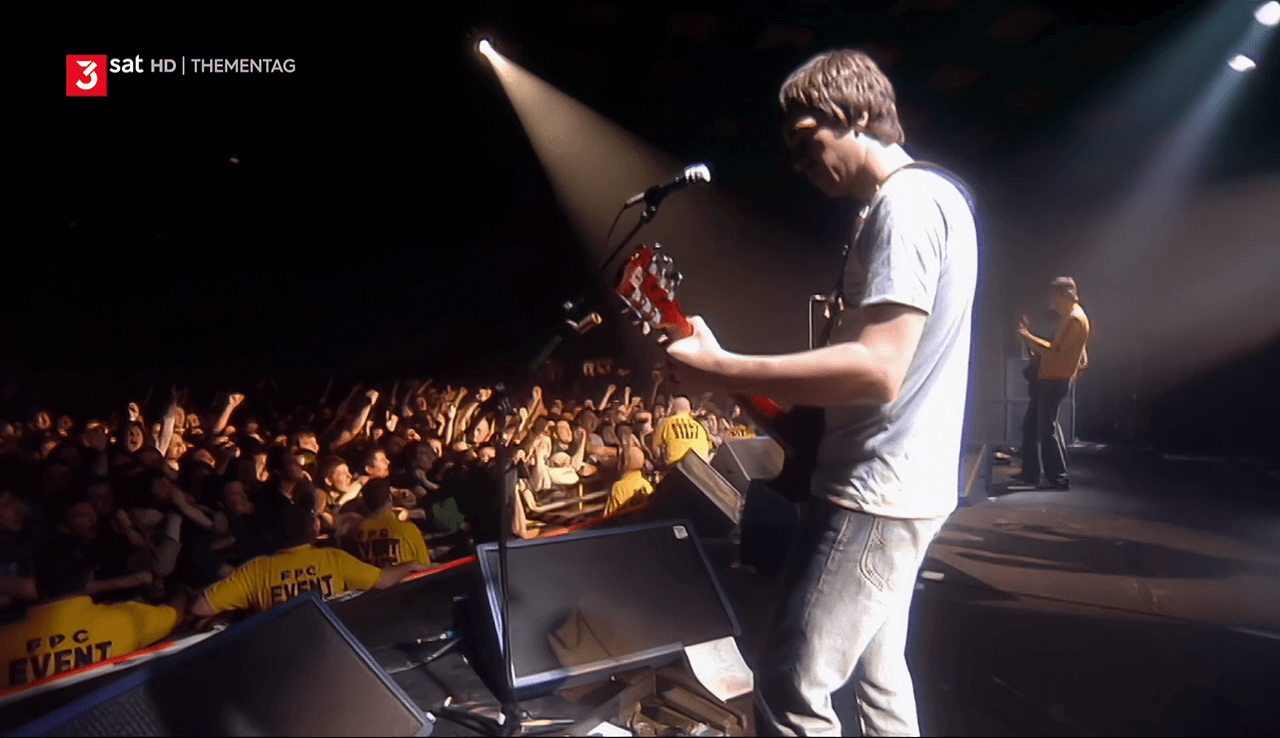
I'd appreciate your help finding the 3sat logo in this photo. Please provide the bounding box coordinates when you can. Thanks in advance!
[66,55,108,96]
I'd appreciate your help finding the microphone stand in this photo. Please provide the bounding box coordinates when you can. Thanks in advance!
[493,299,602,737]
[600,202,661,280]
[483,185,672,735]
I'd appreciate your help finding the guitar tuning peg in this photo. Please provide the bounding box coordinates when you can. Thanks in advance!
[672,272,683,287]
[652,243,663,251]
[641,322,652,335]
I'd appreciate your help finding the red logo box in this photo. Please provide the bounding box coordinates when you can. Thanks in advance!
[67,55,108,96]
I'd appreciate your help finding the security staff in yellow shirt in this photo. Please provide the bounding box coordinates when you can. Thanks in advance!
[190,506,426,618]
[654,396,713,466]
[352,480,432,568]
[3,545,182,691]
[605,443,655,517]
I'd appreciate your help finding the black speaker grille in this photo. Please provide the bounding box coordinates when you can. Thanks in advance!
[57,688,167,736]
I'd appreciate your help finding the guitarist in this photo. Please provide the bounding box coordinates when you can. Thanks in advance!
[665,49,979,737]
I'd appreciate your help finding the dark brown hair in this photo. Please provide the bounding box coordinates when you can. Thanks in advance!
[1050,276,1079,301]
[779,49,905,145]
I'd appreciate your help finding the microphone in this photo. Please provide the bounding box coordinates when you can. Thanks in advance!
[625,164,712,208]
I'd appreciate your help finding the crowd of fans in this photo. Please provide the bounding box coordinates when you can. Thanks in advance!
[0,358,758,693]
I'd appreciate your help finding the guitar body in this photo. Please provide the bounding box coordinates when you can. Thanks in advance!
[750,404,824,503]
[615,244,824,504]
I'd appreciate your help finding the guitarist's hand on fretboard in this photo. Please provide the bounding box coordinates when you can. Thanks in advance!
[665,315,728,386]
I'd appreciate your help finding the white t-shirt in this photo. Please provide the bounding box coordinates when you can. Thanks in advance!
[811,166,978,520]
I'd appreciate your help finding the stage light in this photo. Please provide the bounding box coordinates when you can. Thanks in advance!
[478,38,495,58]
[1228,53,1258,72]
[1256,2,1280,27]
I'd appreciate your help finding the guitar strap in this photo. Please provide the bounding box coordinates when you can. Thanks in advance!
[818,161,979,347]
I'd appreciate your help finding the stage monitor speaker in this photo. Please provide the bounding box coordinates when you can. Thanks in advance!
[637,449,743,539]
[13,593,433,737]
[474,520,741,700]
[710,438,785,496]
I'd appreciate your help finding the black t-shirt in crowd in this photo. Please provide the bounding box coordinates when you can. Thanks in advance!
[0,525,40,579]
[78,528,136,580]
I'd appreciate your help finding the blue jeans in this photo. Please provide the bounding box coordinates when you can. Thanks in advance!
[756,498,947,737]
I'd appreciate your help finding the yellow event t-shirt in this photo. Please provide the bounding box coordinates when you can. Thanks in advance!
[605,470,655,517]
[204,544,381,614]
[2,596,178,690]
[655,412,713,464]
[356,509,431,568]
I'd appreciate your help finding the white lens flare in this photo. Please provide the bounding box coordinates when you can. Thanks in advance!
[1256,2,1280,27]
[1228,54,1257,72]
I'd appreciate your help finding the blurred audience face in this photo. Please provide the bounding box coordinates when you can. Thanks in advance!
[384,434,409,458]
[87,482,115,517]
[624,443,646,472]
[30,411,52,432]
[554,421,574,446]
[43,464,73,497]
[56,415,74,436]
[0,492,25,533]
[66,501,98,540]
[471,417,491,445]
[222,480,253,518]
[409,443,437,471]
[323,462,355,493]
[278,454,304,483]
[365,450,390,479]
[125,423,145,453]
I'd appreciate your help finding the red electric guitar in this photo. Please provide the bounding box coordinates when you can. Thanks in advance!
[615,243,823,502]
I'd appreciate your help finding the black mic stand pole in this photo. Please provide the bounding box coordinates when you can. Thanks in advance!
[493,299,601,737]
[488,189,674,735]
[599,203,661,281]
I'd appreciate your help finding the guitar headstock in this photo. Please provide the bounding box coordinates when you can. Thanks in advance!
[614,243,691,345]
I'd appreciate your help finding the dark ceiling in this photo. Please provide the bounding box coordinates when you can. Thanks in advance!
[458,1,1233,171]
[453,0,1275,247]
[38,2,1278,415]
